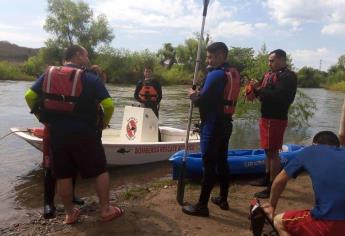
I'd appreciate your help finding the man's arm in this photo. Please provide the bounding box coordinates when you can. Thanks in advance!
[25,88,39,111]
[262,170,291,219]
[257,72,297,104]
[93,75,114,128]
[270,170,290,210]
[100,97,114,128]
[189,70,224,106]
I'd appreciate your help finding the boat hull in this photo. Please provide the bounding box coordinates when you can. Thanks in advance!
[10,127,200,166]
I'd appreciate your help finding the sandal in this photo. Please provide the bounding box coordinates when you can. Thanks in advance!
[101,205,124,222]
[63,208,81,224]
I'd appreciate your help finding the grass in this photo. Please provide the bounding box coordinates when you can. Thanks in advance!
[324,81,345,91]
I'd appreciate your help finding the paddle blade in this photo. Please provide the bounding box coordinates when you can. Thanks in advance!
[176,161,187,205]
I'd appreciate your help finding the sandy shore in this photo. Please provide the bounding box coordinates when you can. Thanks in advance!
[0,174,314,236]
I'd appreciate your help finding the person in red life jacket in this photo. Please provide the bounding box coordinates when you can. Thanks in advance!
[262,131,345,236]
[248,49,297,199]
[134,66,162,118]
[24,45,122,224]
[182,42,240,217]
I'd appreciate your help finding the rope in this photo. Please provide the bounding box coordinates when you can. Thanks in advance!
[0,129,30,141]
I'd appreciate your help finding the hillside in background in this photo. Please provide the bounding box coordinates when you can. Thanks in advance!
[0,41,39,62]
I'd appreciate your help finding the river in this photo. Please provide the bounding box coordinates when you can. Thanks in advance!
[0,80,344,228]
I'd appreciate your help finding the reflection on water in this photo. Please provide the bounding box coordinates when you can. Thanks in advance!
[0,81,344,228]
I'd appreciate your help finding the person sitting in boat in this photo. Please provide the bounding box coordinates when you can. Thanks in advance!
[24,44,123,224]
[262,131,345,236]
[182,42,240,217]
[134,65,162,118]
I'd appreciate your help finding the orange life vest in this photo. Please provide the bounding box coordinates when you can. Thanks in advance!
[223,67,241,115]
[139,80,158,102]
[42,66,83,113]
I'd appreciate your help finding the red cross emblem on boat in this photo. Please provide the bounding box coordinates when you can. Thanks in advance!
[126,118,137,140]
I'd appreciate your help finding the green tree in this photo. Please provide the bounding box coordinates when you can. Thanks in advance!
[175,33,209,73]
[297,67,326,88]
[157,43,176,69]
[44,0,114,59]
[228,47,255,76]
[336,55,345,70]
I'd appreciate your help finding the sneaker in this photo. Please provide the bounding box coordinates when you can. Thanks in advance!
[43,204,56,219]
[254,188,270,199]
[182,203,209,217]
[211,197,229,210]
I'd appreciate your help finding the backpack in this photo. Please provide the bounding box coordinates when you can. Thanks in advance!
[249,199,279,236]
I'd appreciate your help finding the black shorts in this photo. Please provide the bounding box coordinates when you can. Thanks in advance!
[50,131,107,179]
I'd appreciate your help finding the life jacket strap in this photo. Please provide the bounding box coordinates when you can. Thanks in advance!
[42,92,79,103]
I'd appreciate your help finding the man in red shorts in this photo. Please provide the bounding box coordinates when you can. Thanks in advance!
[262,131,345,236]
[250,49,297,198]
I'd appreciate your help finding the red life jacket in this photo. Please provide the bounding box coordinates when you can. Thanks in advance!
[42,66,83,113]
[261,71,278,88]
[139,80,158,102]
[223,67,241,115]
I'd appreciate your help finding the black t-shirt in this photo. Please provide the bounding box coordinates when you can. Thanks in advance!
[257,68,297,120]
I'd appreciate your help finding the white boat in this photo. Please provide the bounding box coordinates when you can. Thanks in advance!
[11,106,200,165]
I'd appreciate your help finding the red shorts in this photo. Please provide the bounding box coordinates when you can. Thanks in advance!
[259,118,287,150]
[282,210,345,236]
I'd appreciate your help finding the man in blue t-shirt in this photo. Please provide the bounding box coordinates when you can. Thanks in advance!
[25,45,123,224]
[262,131,345,236]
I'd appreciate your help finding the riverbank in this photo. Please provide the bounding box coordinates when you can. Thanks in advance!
[324,81,345,92]
[0,174,314,236]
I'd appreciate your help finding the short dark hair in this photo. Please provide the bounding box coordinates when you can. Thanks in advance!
[64,45,85,61]
[207,42,228,58]
[312,131,340,147]
[144,65,153,71]
[269,49,287,59]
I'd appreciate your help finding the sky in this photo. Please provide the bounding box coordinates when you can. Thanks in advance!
[0,0,345,71]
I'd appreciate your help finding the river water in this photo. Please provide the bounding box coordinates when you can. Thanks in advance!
[0,80,344,227]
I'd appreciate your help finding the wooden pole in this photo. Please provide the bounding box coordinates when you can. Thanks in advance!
[339,98,345,146]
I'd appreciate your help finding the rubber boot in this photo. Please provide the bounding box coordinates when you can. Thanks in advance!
[71,175,84,205]
[43,168,56,219]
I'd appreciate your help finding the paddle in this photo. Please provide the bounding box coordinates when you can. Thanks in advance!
[176,0,210,206]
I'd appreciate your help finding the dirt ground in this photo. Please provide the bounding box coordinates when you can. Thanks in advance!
[0,173,314,236]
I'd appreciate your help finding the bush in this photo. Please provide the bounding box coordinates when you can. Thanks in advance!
[0,61,34,81]
[325,81,345,91]
[154,64,192,85]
